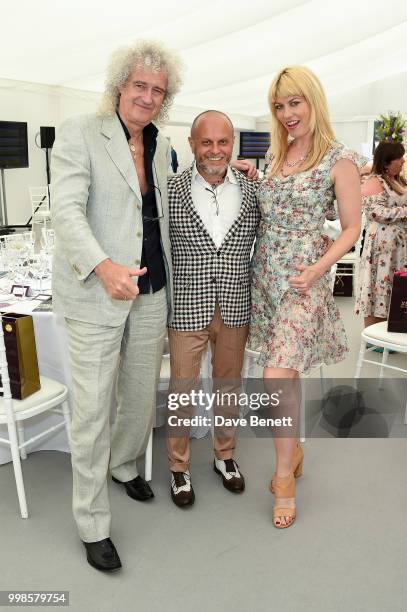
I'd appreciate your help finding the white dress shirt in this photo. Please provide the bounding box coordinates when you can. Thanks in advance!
[191,163,242,248]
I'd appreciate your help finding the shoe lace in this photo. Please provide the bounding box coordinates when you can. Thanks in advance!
[224,459,237,473]
[173,472,190,487]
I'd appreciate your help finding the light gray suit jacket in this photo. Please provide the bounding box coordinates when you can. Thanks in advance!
[51,113,173,326]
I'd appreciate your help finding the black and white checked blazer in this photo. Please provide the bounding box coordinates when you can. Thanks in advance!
[168,165,260,331]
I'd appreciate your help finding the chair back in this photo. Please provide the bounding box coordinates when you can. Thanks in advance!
[29,187,50,215]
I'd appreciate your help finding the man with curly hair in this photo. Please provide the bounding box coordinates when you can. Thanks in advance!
[51,40,183,571]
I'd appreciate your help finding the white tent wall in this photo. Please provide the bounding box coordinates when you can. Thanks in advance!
[331,121,372,156]
[255,119,373,158]
[0,80,59,225]
[329,72,407,119]
[0,80,101,224]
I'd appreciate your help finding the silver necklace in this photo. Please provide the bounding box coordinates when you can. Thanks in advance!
[129,138,143,159]
[284,151,309,168]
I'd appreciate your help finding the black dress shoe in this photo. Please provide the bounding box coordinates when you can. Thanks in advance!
[213,459,245,493]
[83,538,122,572]
[112,475,154,501]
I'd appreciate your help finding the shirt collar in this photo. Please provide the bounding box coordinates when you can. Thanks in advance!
[191,161,238,187]
[116,112,158,144]
[116,112,158,162]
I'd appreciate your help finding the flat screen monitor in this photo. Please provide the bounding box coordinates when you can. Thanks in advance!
[239,131,270,159]
[0,121,29,169]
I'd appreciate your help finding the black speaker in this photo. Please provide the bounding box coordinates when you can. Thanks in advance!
[40,126,55,149]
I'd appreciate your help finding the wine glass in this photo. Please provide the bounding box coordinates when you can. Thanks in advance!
[40,229,55,283]
[5,235,27,283]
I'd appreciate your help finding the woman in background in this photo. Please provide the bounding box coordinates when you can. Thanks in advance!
[249,66,363,528]
[355,140,407,327]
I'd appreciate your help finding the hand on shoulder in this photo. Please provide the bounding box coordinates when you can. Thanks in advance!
[230,159,259,180]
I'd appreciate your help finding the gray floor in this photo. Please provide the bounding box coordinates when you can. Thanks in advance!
[1,299,407,612]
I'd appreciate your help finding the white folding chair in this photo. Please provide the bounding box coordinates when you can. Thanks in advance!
[0,315,71,518]
[29,186,51,220]
[336,213,365,296]
[355,321,407,421]
[144,343,170,482]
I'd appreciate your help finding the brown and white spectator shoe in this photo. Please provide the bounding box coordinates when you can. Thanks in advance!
[213,458,245,493]
[170,470,195,507]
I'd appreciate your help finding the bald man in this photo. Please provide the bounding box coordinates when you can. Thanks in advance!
[166,111,260,507]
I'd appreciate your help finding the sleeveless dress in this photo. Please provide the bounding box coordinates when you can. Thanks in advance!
[248,142,364,374]
[355,175,407,318]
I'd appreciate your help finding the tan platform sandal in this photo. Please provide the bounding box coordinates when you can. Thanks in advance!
[271,474,296,529]
[270,442,303,494]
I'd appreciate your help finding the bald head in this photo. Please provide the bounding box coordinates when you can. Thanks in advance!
[189,110,235,185]
[190,110,234,139]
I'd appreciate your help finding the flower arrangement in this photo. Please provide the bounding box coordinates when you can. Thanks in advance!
[374,111,407,143]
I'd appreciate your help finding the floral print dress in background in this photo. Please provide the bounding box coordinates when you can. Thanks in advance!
[248,142,364,374]
[355,175,407,318]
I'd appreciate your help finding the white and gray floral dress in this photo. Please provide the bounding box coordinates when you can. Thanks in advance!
[355,175,407,318]
[248,142,364,374]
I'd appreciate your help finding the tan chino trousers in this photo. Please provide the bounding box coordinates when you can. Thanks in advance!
[167,305,248,472]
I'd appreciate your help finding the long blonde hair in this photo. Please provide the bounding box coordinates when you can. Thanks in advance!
[268,65,335,176]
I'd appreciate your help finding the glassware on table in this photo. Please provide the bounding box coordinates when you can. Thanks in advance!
[40,228,55,280]
[30,252,48,292]
[41,228,55,250]
[0,237,9,272]
[22,231,35,252]
[4,235,28,283]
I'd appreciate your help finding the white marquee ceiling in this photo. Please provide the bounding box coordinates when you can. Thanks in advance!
[1,0,407,119]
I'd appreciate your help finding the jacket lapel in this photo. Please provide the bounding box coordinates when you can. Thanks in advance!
[152,135,166,218]
[175,166,256,250]
[177,167,215,243]
[221,168,256,245]
[101,115,142,202]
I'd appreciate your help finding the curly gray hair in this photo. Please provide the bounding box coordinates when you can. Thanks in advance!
[98,40,184,124]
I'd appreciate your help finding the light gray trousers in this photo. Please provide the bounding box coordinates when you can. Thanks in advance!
[65,288,167,542]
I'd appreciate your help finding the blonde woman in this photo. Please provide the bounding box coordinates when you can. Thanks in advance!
[248,66,363,528]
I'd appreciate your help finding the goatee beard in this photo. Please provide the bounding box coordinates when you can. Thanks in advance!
[198,161,228,176]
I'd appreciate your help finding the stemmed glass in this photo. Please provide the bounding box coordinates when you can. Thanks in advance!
[40,229,55,285]
[30,254,47,292]
[5,235,28,284]
[0,237,9,273]
[22,231,35,253]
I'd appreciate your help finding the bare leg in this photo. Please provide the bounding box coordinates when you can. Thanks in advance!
[264,366,300,528]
